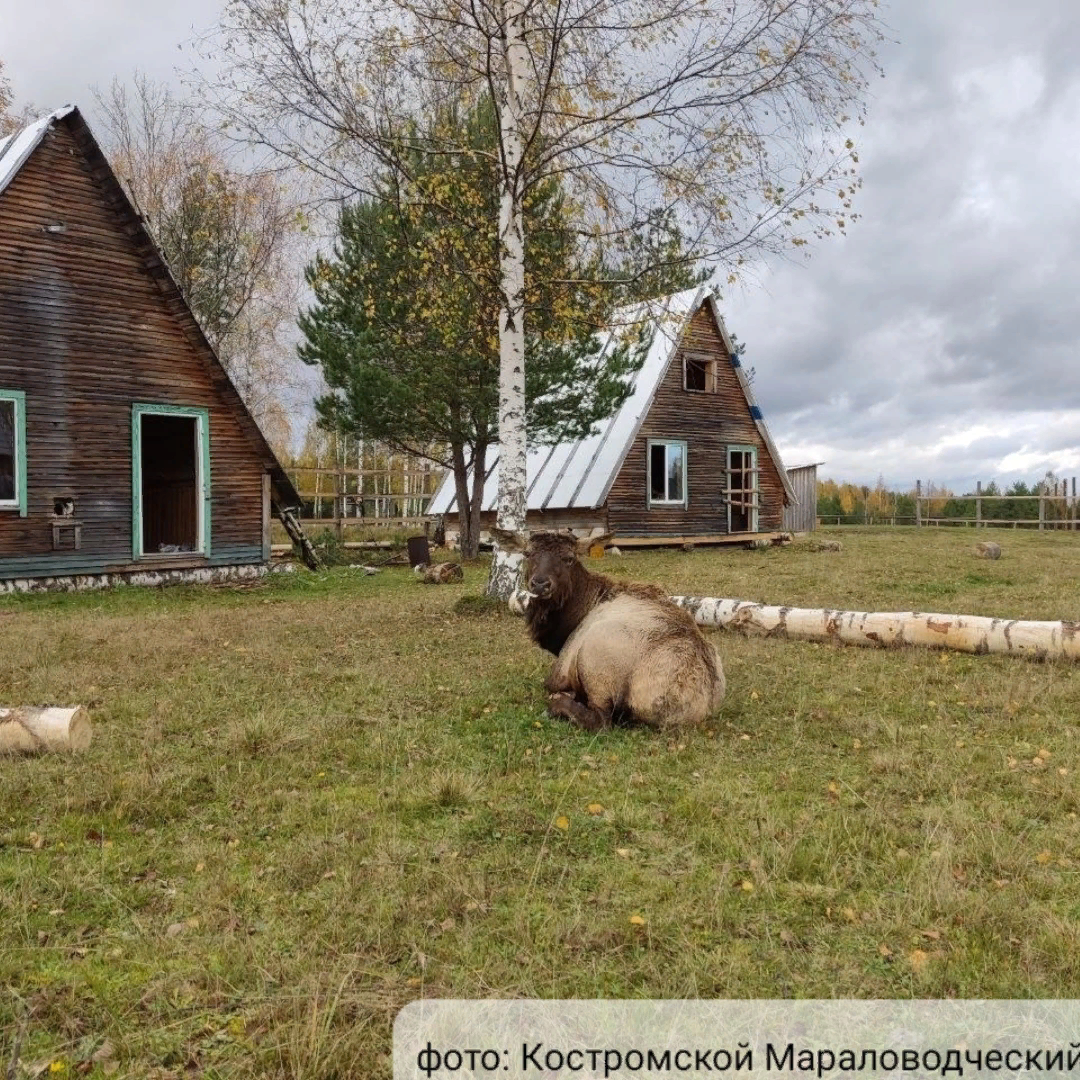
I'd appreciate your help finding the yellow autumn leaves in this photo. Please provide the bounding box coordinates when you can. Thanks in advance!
[553,802,606,831]
[550,804,650,930]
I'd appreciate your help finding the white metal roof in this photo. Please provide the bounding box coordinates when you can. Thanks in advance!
[429,285,797,515]
[0,106,75,197]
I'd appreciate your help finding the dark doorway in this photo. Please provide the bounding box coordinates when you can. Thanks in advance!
[0,399,14,502]
[141,414,199,553]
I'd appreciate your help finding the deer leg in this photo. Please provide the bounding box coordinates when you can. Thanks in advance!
[547,692,611,733]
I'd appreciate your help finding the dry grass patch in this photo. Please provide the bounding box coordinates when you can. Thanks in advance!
[2,529,1079,1074]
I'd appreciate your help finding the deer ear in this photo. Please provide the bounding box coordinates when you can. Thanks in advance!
[576,532,614,555]
[492,528,528,553]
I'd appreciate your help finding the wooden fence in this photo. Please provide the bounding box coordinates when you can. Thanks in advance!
[817,478,1080,530]
[284,465,446,537]
[914,478,1079,530]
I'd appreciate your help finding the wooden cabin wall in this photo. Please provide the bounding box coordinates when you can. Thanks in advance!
[0,121,267,578]
[783,464,819,533]
[474,509,609,535]
[606,304,786,536]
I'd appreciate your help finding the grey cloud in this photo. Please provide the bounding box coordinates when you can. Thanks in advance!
[736,0,1080,489]
[3,1,222,115]
[4,0,1080,486]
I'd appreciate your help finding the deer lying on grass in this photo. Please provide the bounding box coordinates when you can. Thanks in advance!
[495,529,725,732]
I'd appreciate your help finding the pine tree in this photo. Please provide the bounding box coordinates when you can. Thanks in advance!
[298,97,701,556]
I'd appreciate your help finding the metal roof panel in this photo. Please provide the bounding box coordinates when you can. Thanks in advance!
[0,106,75,197]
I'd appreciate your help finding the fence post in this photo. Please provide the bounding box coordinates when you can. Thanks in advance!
[1039,488,1045,532]
[1074,477,1077,532]
[334,467,344,541]
[975,480,981,529]
[915,480,922,528]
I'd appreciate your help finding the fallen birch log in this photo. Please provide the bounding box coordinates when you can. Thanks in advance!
[0,706,92,754]
[671,597,1080,662]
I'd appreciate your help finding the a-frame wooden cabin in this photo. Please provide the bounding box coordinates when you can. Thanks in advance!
[0,106,311,591]
[428,286,797,545]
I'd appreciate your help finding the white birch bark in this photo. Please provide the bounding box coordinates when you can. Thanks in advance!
[671,597,1080,662]
[0,706,92,754]
[486,0,529,600]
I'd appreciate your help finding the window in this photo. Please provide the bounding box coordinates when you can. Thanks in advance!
[132,404,211,559]
[683,355,712,392]
[648,439,687,507]
[0,389,27,516]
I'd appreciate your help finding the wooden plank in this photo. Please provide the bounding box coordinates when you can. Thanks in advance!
[613,531,791,548]
[292,490,436,501]
[287,466,443,479]
[295,517,431,528]
[262,473,271,561]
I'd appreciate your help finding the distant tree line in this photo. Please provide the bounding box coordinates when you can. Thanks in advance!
[817,473,1076,525]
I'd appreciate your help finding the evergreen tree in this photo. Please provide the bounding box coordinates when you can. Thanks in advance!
[298,97,702,556]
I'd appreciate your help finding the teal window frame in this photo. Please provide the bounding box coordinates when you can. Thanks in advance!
[131,403,211,560]
[0,389,27,517]
[726,443,759,533]
[646,438,688,509]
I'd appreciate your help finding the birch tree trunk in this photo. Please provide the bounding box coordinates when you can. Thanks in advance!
[485,0,530,600]
[672,597,1080,661]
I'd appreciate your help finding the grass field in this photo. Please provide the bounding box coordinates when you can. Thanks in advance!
[2,526,1079,1077]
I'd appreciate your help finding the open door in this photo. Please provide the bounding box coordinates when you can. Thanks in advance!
[726,446,759,533]
[132,404,210,558]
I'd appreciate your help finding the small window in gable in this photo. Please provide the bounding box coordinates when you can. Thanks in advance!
[684,355,712,392]
[0,389,27,516]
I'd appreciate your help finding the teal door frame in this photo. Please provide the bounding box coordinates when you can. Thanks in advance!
[131,403,211,560]
[726,444,758,533]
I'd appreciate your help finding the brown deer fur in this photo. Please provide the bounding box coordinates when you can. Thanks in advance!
[496,530,725,732]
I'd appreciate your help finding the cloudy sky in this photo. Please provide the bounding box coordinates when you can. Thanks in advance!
[4,0,1080,492]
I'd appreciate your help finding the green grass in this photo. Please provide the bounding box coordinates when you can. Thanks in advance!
[2,526,1079,1077]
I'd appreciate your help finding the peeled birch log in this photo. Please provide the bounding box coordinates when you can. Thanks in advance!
[0,706,92,754]
[671,597,1080,662]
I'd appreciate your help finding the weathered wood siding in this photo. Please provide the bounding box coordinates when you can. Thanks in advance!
[0,119,268,578]
[605,304,786,536]
[476,509,608,534]
[783,464,819,533]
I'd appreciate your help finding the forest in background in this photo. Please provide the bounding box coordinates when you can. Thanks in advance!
[818,473,1078,525]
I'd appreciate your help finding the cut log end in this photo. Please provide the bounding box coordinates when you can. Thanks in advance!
[0,706,92,755]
